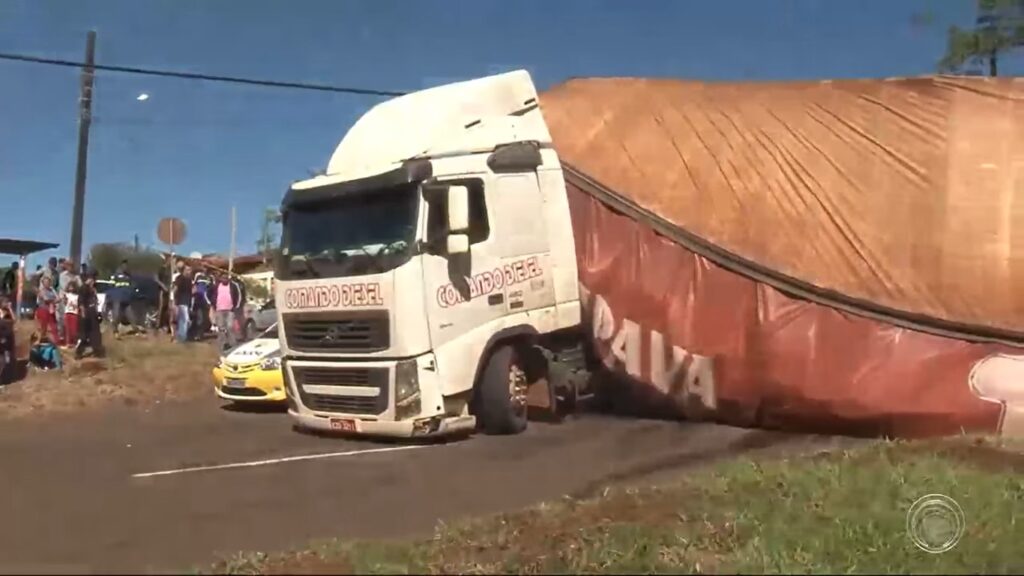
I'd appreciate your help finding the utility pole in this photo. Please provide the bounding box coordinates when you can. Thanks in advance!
[69,30,96,266]
[229,205,237,274]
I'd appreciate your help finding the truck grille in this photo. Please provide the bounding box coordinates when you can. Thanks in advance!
[283,311,390,353]
[291,365,389,416]
[303,394,379,414]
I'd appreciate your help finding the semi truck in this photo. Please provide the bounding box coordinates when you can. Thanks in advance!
[275,70,1024,440]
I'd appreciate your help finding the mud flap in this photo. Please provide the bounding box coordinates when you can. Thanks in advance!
[526,376,557,412]
[521,345,563,422]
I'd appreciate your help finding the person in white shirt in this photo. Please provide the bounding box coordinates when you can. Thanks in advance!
[63,276,81,349]
[169,260,185,342]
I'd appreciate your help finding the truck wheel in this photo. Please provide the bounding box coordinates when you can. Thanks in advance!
[477,344,529,435]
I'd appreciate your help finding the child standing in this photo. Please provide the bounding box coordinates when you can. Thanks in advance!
[35,275,59,343]
[63,279,80,350]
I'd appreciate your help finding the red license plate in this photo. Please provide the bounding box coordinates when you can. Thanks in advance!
[330,418,356,432]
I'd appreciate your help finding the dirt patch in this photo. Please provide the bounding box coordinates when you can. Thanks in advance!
[214,551,355,576]
[433,487,696,572]
[0,327,219,419]
[260,552,354,575]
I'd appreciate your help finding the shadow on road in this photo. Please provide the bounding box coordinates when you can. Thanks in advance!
[290,423,472,447]
[219,402,288,415]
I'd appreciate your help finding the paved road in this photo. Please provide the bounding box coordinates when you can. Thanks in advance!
[0,399,853,574]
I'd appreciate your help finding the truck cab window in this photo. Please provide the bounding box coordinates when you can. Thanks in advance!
[278,183,420,279]
[426,181,490,245]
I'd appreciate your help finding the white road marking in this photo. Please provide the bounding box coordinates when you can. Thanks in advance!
[132,444,433,479]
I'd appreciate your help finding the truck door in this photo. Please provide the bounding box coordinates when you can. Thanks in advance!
[421,172,558,398]
[420,178,504,351]
[487,173,556,315]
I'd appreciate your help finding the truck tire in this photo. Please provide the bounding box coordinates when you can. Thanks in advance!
[476,344,529,435]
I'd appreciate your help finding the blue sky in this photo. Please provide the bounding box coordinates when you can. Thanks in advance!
[0,0,1017,270]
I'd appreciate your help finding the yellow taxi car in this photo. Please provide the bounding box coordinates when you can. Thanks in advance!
[212,323,286,403]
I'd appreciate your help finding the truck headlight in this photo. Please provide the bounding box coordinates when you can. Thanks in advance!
[394,359,421,420]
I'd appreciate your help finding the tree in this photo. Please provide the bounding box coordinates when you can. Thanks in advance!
[941,0,1024,76]
[87,243,164,279]
[257,207,282,262]
[243,278,271,301]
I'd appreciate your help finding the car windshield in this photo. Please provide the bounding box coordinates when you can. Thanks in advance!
[277,184,420,279]
[262,324,279,339]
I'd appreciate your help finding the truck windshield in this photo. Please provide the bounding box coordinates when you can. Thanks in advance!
[277,184,420,279]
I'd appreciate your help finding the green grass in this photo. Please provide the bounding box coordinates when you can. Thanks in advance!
[209,437,1024,575]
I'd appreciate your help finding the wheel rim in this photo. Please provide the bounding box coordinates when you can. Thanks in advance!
[508,355,529,416]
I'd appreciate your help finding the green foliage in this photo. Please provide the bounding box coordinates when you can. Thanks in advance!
[257,207,282,258]
[243,278,271,301]
[87,243,165,279]
[941,0,1024,76]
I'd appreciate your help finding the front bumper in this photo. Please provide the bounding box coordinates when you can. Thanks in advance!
[289,410,476,438]
[212,366,287,402]
[285,353,471,438]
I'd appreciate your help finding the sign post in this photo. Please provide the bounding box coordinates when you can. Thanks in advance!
[157,218,187,289]
[14,255,25,323]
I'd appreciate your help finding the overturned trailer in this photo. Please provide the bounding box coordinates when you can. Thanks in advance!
[542,75,1024,438]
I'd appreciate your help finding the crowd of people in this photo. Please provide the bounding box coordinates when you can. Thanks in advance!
[0,257,104,376]
[0,255,254,379]
[169,259,248,352]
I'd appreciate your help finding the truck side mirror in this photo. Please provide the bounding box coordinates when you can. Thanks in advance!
[447,233,469,255]
[447,185,470,233]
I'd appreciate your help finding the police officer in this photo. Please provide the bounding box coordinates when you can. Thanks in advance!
[108,260,133,338]
[75,271,105,359]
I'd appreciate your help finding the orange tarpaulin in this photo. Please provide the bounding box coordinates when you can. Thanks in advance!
[541,76,1024,335]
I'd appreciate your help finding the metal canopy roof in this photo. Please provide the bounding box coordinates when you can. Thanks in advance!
[0,238,59,256]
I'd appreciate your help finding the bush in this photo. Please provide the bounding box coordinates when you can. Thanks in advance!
[244,279,271,302]
[88,243,165,279]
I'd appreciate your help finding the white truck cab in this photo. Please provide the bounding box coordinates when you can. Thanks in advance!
[276,71,586,438]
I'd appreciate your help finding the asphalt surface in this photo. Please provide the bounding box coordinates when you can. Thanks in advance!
[0,399,855,574]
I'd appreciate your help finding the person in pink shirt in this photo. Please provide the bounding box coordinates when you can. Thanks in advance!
[213,271,240,352]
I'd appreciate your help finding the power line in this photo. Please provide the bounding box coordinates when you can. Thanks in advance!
[0,51,409,97]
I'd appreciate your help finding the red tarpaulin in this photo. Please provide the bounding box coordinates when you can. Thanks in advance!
[566,172,1023,438]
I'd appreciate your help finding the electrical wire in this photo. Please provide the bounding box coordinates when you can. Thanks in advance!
[0,51,409,97]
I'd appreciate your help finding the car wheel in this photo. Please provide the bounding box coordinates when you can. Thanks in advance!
[145,308,159,330]
[475,344,529,435]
